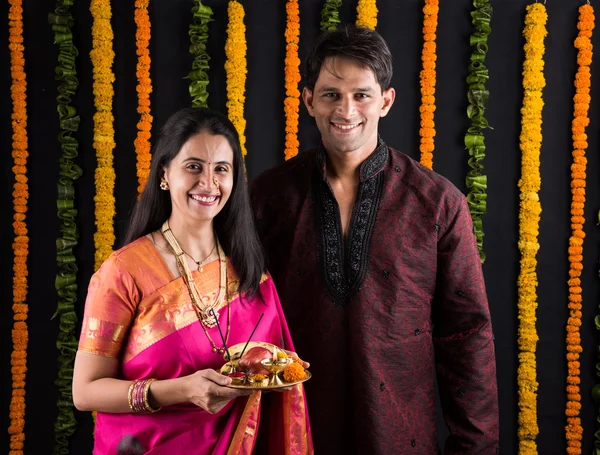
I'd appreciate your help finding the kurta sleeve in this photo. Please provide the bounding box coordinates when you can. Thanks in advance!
[78,254,140,358]
[432,195,499,454]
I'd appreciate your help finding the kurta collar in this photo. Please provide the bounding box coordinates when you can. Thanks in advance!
[315,137,389,183]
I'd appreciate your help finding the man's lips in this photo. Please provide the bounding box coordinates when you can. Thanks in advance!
[330,121,361,132]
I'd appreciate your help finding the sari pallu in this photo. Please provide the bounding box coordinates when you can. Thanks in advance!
[78,237,313,454]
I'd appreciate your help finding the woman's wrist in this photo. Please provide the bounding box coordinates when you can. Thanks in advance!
[147,376,188,408]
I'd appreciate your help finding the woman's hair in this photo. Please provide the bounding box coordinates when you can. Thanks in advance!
[124,107,265,296]
[304,25,393,92]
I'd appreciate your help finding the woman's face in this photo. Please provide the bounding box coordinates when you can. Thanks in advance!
[162,131,235,226]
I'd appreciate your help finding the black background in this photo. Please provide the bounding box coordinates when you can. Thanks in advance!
[2,0,600,453]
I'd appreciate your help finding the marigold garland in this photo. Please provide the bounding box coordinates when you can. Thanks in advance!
[188,0,213,108]
[8,0,29,453]
[225,0,247,157]
[90,0,116,270]
[134,0,152,194]
[48,1,83,452]
[565,5,593,455]
[517,4,547,454]
[464,0,492,263]
[419,0,439,170]
[284,0,300,161]
[320,0,342,31]
[356,0,377,30]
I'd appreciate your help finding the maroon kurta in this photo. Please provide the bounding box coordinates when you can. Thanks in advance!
[251,142,499,454]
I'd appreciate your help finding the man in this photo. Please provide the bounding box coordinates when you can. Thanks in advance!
[251,26,499,454]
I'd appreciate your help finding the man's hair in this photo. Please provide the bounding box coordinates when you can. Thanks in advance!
[304,25,393,92]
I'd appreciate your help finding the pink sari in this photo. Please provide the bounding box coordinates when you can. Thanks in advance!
[78,237,313,455]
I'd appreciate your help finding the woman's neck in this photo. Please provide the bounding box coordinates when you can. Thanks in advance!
[166,216,216,261]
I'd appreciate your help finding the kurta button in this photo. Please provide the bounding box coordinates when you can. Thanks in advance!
[458,388,465,398]
[394,165,402,172]
[414,328,420,336]
[411,439,416,447]
[380,382,385,391]
[456,290,465,297]
[383,269,391,278]
[496,447,499,454]
[434,223,440,233]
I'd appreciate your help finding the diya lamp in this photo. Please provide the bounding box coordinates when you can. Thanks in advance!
[260,347,293,387]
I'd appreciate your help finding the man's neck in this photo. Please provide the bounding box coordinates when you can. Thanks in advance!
[324,139,379,183]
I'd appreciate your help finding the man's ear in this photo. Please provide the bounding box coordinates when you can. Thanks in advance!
[302,87,315,117]
[380,87,396,118]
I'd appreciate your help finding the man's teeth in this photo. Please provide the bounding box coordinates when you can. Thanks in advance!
[334,123,359,130]
[191,195,217,202]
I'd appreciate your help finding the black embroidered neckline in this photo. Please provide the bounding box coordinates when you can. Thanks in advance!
[315,139,388,182]
[313,141,388,306]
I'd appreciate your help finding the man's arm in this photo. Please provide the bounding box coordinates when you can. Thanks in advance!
[432,195,499,454]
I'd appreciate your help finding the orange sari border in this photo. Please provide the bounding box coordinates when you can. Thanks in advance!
[228,391,262,455]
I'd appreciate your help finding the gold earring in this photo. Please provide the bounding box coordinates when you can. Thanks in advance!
[160,179,169,191]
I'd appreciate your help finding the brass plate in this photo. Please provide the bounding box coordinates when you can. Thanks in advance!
[220,342,311,390]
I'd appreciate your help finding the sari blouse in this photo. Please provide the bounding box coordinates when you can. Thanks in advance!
[78,237,312,455]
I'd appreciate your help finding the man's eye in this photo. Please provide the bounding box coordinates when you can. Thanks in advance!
[324,93,338,98]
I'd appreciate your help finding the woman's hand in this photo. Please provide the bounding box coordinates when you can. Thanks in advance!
[183,369,253,414]
[281,349,310,369]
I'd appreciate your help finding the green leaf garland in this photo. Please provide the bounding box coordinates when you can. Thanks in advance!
[320,0,342,31]
[188,0,213,108]
[464,0,492,263]
[48,0,83,453]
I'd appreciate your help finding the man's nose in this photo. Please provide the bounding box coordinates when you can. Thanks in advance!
[335,97,356,118]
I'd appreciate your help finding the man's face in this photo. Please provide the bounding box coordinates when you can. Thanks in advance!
[303,56,395,158]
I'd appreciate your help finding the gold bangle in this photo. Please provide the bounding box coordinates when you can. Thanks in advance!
[127,380,138,413]
[143,378,160,413]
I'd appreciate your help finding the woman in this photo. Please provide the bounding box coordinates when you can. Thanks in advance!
[72,108,313,454]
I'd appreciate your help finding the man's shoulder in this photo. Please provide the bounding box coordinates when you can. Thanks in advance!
[389,147,464,205]
[251,149,317,198]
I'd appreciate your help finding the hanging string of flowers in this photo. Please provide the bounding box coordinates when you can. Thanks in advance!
[188,0,213,108]
[48,1,83,452]
[8,0,29,453]
[517,4,547,454]
[90,0,116,270]
[134,0,152,194]
[418,0,439,170]
[284,0,300,161]
[320,0,342,31]
[565,5,594,455]
[356,0,377,30]
[464,0,493,263]
[225,0,247,158]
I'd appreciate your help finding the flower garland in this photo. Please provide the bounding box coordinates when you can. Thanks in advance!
[517,4,547,454]
[188,0,213,108]
[320,0,342,31]
[565,5,593,455]
[90,0,116,270]
[48,1,83,452]
[356,0,377,30]
[225,0,247,157]
[8,0,29,453]
[419,0,439,170]
[464,0,492,263]
[284,0,300,161]
[134,0,152,194]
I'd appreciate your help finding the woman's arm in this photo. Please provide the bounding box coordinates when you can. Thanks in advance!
[72,350,252,414]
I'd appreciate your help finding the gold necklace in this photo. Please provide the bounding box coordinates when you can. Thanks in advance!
[180,243,216,272]
[161,222,229,347]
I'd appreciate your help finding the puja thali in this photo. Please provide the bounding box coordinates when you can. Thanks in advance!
[219,341,311,390]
